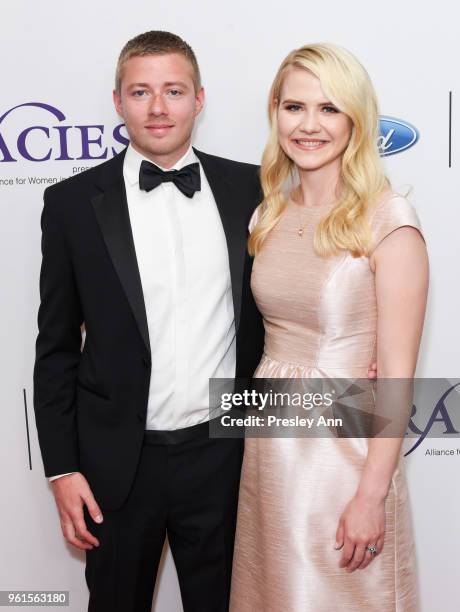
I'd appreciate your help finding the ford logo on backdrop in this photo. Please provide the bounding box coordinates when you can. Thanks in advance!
[378,116,419,156]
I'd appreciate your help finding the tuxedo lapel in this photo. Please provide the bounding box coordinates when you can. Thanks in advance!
[90,152,150,354]
[194,148,247,331]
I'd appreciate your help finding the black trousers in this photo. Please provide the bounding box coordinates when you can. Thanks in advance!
[84,428,244,612]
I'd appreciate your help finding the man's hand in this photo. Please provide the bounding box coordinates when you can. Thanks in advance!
[51,472,103,551]
[367,362,377,379]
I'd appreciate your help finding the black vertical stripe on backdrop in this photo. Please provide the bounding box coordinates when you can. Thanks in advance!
[23,388,32,470]
[449,91,452,168]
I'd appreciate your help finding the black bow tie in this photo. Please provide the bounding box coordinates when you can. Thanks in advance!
[139,160,201,198]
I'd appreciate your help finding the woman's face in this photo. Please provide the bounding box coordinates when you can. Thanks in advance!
[276,67,353,174]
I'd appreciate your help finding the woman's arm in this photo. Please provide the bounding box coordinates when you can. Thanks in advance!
[335,225,429,572]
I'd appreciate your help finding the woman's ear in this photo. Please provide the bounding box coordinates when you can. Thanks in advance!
[270,97,280,118]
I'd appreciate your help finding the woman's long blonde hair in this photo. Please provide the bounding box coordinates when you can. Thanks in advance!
[248,43,390,258]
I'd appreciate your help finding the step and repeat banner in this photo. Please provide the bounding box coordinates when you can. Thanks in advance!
[1,1,458,610]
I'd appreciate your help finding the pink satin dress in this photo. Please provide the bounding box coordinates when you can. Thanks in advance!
[230,194,422,612]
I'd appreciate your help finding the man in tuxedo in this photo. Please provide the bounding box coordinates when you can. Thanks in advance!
[33,30,264,612]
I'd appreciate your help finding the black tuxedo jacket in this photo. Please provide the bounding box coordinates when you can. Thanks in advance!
[33,147,264,510]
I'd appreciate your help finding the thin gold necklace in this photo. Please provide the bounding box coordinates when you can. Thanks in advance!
[292,187,308,237]
[292,187,334,237]
[296,209,309,237]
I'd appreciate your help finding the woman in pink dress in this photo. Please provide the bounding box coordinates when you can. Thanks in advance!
[230,44,428,611]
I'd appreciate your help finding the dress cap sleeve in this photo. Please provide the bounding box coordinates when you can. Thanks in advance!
[249,204,262,234]
[370,194,424,253]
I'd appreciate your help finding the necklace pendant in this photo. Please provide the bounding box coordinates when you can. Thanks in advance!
[298,228,304,237]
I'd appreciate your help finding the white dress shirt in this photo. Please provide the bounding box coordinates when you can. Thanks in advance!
[49,143,236,480]
[125,143,236,429]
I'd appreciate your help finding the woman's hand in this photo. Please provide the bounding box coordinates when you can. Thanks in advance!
[334,493,385,572]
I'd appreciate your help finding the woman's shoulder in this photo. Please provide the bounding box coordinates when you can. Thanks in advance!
[368,190,423,252]
[369,190,419,223]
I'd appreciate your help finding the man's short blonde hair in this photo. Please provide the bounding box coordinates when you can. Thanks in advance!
[115,30,201,93]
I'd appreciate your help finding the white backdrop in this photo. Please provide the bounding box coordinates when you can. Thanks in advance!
[1,0,459,610]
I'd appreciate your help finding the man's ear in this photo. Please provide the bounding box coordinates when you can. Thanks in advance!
[113,89,123,118]
[195,86,205,116]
